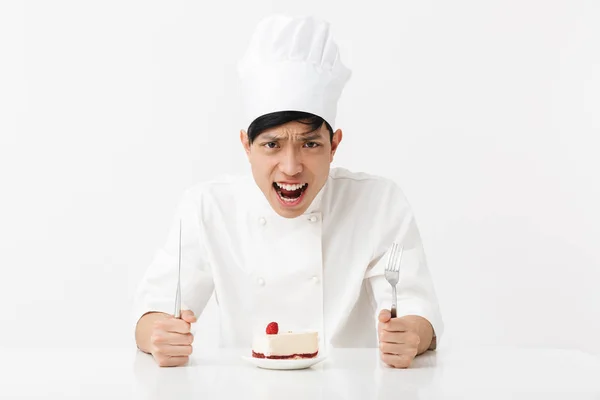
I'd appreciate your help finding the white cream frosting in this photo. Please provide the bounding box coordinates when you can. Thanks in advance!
[252,331,318,356]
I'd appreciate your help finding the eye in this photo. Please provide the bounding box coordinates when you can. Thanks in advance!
[304,142,320,148]
[263,142,278,149]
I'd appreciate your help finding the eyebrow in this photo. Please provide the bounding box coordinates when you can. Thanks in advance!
[260,132,324,142]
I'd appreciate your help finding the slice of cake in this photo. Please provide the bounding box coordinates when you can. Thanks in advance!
[252,322,319,359]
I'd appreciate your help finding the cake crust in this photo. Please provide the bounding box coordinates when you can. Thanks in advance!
[251,350,318,359]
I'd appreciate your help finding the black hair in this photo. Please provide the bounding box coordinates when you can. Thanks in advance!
[247,111,334,145]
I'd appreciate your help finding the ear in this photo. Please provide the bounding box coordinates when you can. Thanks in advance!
[240,129,251,156]
[330,129,343,162]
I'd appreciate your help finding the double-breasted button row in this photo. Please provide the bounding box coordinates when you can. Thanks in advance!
[254,275,321,286]
[257,214,320,226]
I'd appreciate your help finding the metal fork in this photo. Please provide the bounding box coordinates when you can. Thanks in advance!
[384,242,403,318]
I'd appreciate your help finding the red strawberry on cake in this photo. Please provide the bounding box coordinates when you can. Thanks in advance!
[266,322,279,335]
[252,321,319,359]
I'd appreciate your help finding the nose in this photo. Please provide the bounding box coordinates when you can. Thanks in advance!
[278,147,303,176]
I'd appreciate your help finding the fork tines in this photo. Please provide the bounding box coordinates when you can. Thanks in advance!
[386,242,401,272]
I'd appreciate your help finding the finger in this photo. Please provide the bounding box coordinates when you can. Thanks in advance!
[154,355,190,368]
[381,353,413,369]
[378,321,407,335]
[382,318,410,332]
[378,309,391,323]
[155,318,191,334]
[379,342,418,358]
[380,330,420,347]
[154,344,193,357]
[181,310,197,324]
[151,331,194,346]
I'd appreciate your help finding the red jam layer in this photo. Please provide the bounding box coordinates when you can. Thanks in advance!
[252,350,318,359]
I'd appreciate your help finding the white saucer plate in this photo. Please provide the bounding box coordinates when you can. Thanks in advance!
[241,354,327,370]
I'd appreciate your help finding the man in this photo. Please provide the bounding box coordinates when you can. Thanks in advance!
[133,15,443,368]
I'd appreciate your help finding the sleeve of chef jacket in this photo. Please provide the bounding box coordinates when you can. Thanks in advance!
[131,187,214,333]
[364,183,444,350]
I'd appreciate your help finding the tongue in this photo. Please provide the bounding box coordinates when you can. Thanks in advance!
[280,188,302,199]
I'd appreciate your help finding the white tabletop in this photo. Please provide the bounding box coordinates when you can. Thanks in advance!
[3,345,600,399]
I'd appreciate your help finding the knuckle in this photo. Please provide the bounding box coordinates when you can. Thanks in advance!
[158,359,170,367]
[392,360,407,368]
[150,334,161,344]
[381,352,412,369]
[185,314,196,323]
[398,355,412,368]
[381,354,396,366]
[177,322,190,333]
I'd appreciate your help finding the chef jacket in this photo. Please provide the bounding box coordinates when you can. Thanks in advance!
[132,167,444,352]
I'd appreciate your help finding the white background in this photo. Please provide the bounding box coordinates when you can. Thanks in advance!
[1,1,598,357]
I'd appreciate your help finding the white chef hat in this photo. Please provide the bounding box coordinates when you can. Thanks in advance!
[238,14,352,130]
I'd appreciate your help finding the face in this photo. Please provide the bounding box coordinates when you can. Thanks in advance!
[241,120,342,218]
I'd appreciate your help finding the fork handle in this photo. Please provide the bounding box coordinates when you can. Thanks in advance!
[391,286,397,319]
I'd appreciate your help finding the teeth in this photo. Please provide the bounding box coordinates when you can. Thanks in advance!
[275,183,307,191]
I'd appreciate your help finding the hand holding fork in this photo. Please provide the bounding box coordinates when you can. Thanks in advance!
[377,242,424,368]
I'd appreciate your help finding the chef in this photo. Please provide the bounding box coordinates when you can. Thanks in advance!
[132,14,444,368]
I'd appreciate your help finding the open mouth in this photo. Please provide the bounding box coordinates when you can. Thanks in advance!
[273,182,308,206]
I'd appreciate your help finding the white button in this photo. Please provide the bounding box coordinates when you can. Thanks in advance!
[258,217,266,225]
[312,276,320,284]
[256,277,265,286]
[308,215,318,222]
